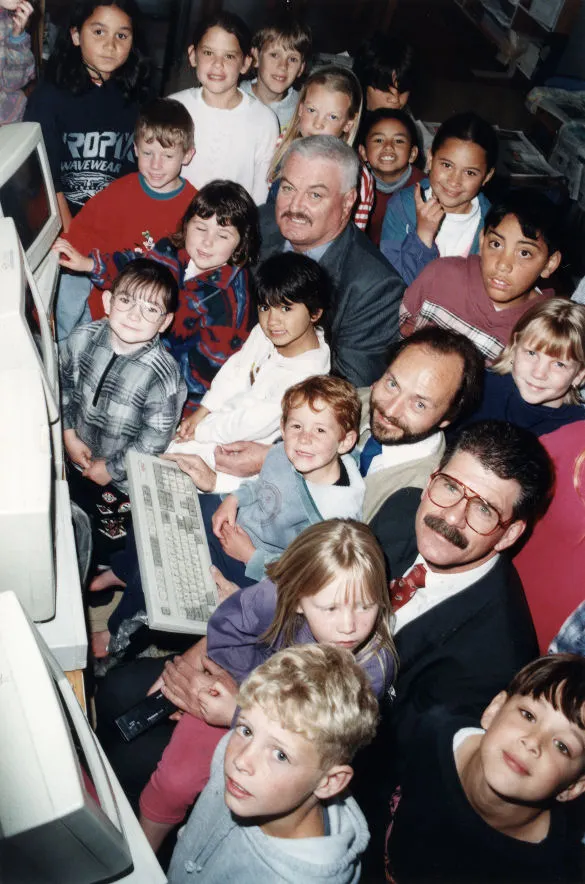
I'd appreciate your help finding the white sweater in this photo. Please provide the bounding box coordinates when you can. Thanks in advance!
[167,323,330,491]
[168,86,279,204]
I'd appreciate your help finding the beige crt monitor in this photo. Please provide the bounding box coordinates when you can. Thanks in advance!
[0,591,166,883]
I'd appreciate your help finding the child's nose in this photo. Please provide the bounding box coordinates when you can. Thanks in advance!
[338,608,356,635]
[234,745,255,774]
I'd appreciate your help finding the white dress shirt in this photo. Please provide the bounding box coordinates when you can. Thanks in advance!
[393,552,499,633]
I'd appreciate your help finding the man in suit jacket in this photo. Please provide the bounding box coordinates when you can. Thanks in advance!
[258,134,405,388]
[359,420,553,878]
[357,327,484,521]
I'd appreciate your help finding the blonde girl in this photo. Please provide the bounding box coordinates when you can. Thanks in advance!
[268,65,375,229]
[462,299,585,437]
[139,519,395,851]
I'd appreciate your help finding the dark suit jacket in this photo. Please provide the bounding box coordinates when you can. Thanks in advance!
[370,488,539,748]
[258,207,405,387]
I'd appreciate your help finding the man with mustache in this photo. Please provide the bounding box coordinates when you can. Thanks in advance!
[358,420,553,875]
[358,326,484,522]
[258,134,405,387]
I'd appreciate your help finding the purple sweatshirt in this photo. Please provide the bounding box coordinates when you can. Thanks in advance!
[207,578,395,700]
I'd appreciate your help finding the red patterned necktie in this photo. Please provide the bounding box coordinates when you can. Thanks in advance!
[389,563,427,610]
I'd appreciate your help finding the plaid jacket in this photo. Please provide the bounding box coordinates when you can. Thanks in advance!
[60,320,187,489]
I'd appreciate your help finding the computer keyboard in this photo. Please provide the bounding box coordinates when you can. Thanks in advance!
[126,451,219,634]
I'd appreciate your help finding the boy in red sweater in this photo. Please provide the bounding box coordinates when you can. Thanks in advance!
[57,98,196,338]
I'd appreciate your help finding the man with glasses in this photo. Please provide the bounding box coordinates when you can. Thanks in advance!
[358,421,553,872]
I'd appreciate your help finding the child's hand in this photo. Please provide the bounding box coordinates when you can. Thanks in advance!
[162,452,217,492]
[52,237,94,274]
[64,428,92,470]
[210,564,239,601]
[10,1,33,36]
[211,494,239,538]
[219,523,255,564]
[198,679,238,727]
[174,406,209,441]
[414,183,445,248]
[82,458,112,486]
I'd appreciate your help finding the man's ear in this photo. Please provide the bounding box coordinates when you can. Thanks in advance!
[556,773,585,803]
[314,764,354,801]
[251,47,259,68]
[540,250,561,279]
[480,690,508,730]
[102,290,112,316]
[70,27,80,47]
[187,44,197,69]
[341,187,358,221]
[338,429,357,455]
[494,519,526,553]
[358,144,368,164]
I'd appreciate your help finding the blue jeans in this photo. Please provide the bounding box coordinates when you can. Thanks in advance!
[55,271,92,341]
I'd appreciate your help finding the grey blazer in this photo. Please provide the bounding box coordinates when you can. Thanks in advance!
[258,208,405,387]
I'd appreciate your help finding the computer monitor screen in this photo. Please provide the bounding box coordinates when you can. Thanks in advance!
[0,592,165,884]
[0,147,50,253]
[0,122,60,273]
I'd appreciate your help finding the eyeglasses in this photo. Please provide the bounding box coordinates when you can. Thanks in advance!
[427,471,513,536]
[111,291,167,323]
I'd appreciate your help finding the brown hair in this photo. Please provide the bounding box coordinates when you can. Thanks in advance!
[281,374,360,437]
[135,98,194,151]
[269,65,363,180]
[506,654,585,733]
[261,519,396,679]
[252,17,312,58]
[492,299,585,406]
[171,180,260,267]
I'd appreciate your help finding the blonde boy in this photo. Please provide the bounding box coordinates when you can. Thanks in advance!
[241,18,312,132]
[58,98,196,338]
[386,654,585,883]
[167,644,379,884]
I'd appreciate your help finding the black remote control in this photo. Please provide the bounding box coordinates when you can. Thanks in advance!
[115,690,177,742]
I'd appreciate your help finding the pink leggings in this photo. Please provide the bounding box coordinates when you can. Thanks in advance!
[139,713,228,824]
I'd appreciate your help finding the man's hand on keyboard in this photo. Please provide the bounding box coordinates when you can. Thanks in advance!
[162,452,217,492]
[219,523,256,563]
[212,494,239,537]
[199,679,238,727]
[214,441,270,477]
